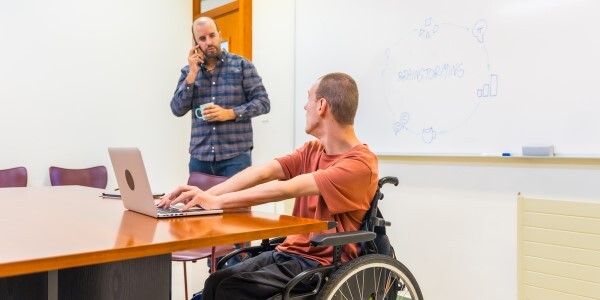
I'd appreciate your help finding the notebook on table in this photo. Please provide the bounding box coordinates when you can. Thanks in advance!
[108,147,223,218]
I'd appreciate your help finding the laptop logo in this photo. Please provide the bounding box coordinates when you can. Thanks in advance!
[125,169,135,190]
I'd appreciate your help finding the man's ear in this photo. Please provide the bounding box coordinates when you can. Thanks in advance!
[318,98,328,116]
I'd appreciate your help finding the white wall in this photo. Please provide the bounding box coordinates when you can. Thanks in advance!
[0,0,192,191]
[251,0,296,214]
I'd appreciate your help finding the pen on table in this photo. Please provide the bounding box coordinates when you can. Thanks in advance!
[100,193,121,199]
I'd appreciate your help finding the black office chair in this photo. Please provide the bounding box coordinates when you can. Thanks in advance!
[216,176,424,300]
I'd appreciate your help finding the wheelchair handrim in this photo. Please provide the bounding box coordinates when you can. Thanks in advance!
[323,261,419,300]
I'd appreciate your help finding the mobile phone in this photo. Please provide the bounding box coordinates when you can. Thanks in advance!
[191,28,203,66]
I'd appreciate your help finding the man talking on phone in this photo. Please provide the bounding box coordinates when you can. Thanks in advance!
[171,16,270,179]
[170,16,270,267]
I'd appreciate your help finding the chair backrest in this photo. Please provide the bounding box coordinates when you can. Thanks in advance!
[187,172,229,190]
[49,166,108,189]
[0,167,28,188]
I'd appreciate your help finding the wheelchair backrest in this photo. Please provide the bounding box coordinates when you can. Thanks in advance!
[359,176,398,257]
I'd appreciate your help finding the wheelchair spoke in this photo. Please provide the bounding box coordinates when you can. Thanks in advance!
[361,266,365,298]
[318,255,423,300]
[343,279,355,299]
[376,266,383,299]
[381,271,398,300]
[354,268,363,298]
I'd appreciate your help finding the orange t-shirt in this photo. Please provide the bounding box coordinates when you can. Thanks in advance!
[274,140,379,266]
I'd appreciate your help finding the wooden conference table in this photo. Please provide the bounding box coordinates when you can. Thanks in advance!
[0,186,329,300]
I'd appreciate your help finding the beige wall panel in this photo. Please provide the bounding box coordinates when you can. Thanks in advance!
[523,256,600,283]
[523,242,600,268]
[522,227,600,251]
[519,197,600,299]
[523,198,600,218]
[523,271,600,299]
[523,285,595,300]
[523,212,600,235]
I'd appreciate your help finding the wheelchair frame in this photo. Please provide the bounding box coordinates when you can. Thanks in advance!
[216,176,423,300]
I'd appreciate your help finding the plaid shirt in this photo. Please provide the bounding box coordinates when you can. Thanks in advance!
[171,51,270,161]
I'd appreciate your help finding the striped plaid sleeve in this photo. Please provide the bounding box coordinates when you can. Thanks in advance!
[170,66,194,117]
[232,59,270,122]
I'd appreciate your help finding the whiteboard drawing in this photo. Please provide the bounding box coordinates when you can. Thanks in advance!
[477,74,498,97]
[472,19,487,43]
[381,18,499,144]
[419,17,439,39]
[422,127,437,143]
[393,112,411,135]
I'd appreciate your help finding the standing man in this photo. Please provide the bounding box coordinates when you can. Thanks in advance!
[171,16,270,177]
[159,72,379,299]
[171,16,270,268]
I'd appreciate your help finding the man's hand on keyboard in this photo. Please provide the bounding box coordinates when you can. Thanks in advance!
[156,185,199,209]
[157,185,217,211]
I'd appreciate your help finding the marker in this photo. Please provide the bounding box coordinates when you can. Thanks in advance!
[482,153,511,157]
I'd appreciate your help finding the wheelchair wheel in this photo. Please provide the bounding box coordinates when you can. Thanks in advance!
[317,254,423,300]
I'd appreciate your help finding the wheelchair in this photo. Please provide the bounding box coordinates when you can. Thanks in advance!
[216,176,423,300]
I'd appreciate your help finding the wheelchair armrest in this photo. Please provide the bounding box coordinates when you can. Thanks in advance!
[215,237,287,270]
[310,231,376,247]
[269,236,287,245]
[215,245,267,270]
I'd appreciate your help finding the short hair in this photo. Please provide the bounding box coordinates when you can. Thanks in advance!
[315,72,359,125]
[192,16,220,34]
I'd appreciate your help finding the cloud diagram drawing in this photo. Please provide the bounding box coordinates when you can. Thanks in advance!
[383,18,499,145]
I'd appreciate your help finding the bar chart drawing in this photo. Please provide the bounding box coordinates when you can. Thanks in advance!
[477,74,498,97]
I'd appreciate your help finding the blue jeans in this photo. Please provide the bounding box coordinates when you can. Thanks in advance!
[188,150,252,176]
[189,150,252,268]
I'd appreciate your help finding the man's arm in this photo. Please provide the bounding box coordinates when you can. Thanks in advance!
[207,159,285,195]
[202,172,319,210]
[158,159,292,209]
[230,59,270,121]
[197,59,270,122]
[170,66,194,117]
[171,46,203,116]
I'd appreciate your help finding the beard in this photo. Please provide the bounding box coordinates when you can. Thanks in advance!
[204,46,221,58]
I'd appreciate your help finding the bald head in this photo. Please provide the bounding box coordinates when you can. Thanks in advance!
[193,16,220,33]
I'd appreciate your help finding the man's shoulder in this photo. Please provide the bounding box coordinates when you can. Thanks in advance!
[300,140,324,153]
[338,144,378,169]
[223,51,251,64]
[353,144,377,157]
[341,144,376,159]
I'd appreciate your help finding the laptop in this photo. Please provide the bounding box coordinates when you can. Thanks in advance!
[108,147,223,218]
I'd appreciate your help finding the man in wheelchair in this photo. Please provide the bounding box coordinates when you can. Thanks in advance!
[160,72,420,299]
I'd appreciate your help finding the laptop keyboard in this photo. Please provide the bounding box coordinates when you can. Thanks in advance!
[157,206,181,214]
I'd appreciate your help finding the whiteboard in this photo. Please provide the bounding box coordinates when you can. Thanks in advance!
[294,0,600,156]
